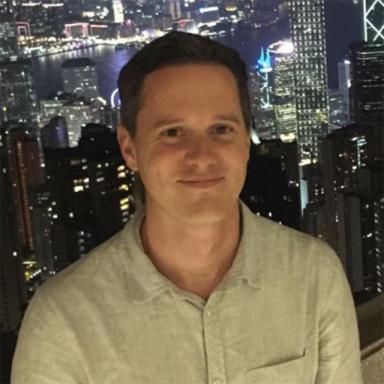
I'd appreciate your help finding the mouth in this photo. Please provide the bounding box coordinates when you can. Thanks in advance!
[177,177,224,189]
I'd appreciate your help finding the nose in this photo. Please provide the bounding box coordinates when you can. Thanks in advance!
[184,135,217,169]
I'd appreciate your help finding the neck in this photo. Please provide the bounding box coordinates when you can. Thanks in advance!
[140,202,241,300]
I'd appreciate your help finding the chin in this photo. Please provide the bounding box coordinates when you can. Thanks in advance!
[175,198,237,225]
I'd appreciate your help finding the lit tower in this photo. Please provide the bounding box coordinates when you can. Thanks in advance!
[249,47,275,140]
[364,0,384,43]
[269,40,297,140]
[288,0,329,163]
[256,47,273,110]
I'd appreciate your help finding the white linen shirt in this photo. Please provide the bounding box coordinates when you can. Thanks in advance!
[11,201,363,383]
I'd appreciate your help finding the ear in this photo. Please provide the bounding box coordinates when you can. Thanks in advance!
[117,124,139,171]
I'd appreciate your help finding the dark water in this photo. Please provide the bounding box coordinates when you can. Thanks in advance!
[31,1,362,102]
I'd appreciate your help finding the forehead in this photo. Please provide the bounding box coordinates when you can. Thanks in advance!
[139,63,241,112]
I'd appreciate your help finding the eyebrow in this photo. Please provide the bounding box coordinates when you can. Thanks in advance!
[153,114,243,129]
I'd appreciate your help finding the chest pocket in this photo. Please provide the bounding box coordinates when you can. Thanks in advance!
[245,349,307,384]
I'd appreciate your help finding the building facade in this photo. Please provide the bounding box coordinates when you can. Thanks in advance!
[62,58,100,100]
[364,0,384,44]
[0,59,39,125]
[269,40,297,140]
[349,42,384,127]
[63,98,102,148]
[288,0,329,163]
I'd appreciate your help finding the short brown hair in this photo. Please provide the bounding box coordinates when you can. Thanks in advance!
[117,31,251,137]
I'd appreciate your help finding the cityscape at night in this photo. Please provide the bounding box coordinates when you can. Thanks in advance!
[1,0,383,382]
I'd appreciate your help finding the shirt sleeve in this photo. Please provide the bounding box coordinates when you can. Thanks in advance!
[315,247,363,384]
[11,287,85,384]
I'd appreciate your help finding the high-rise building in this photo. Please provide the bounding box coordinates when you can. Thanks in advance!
[0,121,29,384]
[16,0,65,37]
[0,121,48,298]
[241,140,301,230]
[1,123,45,256]
[321,125,368,250]
[338,59,351,123]
[100,105,120,131]
[63,98,102,148]
[288,0,329,163]
[62,58,99,100]
[40,92,74,127]
[269,40,297,140]
[41,116,69,149]
[0,22,17,60]
[42,124,136,269]
[328,89,349,129]
[0,59,39,125]
[248,48,276,140]
[364,0,384,44]
[349,42,384,127]
[0,0,17,60]
[337,164,383,299]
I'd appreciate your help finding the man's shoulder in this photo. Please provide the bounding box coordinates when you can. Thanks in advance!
[242,203,343,277]
[38,224,130,300]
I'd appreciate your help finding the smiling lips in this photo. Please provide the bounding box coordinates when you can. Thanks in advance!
[177,177,224,189]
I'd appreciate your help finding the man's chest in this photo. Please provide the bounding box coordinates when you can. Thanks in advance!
[74,281,319,384]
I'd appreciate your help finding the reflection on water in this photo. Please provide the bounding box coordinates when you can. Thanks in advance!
[32,45,134,101]
[32,2,361,102]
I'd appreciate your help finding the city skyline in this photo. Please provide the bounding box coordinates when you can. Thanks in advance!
[1,1,383,382]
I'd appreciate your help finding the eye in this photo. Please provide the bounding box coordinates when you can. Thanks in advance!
[214,125,234,135]
[161,128,181,138]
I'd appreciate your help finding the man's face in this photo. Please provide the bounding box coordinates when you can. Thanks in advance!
[118,63,250,224]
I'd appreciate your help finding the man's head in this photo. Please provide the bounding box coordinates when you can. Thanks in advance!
[118,31,252,138]
[117,32,251,223]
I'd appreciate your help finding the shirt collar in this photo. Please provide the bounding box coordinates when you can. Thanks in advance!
[119,200,267,303]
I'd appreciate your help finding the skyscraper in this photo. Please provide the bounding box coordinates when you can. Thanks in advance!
[328,89,349,129]
[338,59,351,123]
[349,42,384,127]
[248,48,276,140]
[42,124,135,269]
[0,59,39,125]
[63,98,102,148]
[337,165,383,298]
[364,0,384,44]
[1,123,45,259]
[269,40,297,140]
[288,0,329,163]
[321,125,368,251]
[0,121,29,383]
[62,58,100,100]
[0,0,17,60]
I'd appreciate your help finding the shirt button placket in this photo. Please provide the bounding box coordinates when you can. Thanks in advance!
[203,305,226,384]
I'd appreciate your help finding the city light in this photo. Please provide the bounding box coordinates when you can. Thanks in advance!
[0,4,382,380]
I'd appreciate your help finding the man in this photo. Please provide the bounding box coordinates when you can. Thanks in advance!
[12,31,362,383]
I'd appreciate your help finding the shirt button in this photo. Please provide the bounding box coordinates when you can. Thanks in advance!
[211,379,222,384]
[206,309,211,316]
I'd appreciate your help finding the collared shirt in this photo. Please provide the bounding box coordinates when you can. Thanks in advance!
[11,201,363,384]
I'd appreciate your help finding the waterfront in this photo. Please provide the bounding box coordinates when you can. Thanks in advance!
[31,0,362,103]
